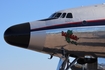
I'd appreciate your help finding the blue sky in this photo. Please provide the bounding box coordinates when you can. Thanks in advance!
[0,0,105,70]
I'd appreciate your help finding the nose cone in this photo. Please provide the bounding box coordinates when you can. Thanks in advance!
[4,22,30,48]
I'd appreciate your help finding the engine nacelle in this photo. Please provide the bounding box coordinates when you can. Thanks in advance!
[77,58,97,64]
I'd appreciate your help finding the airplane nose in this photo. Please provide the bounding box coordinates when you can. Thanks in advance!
[4,22,30,48]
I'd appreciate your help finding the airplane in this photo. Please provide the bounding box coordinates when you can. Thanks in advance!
[4,4,105,70]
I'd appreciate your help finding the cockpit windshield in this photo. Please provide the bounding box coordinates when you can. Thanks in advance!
[39,12,73,21]
[54,13,62,18]
[49,12,62,18]
[49,12,73,19]
[49,13,56,18]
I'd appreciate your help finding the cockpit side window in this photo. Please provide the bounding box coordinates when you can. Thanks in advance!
[66,13,73,18]
[61,13,66,18]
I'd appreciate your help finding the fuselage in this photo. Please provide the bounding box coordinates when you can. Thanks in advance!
[4,4,105,58]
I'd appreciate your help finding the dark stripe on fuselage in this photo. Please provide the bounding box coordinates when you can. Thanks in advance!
[31,19,105,32]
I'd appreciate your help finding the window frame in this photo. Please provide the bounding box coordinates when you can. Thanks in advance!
[60,13,66,18]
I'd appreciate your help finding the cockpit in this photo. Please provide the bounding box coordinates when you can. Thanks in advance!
[49,12,73,18]
[39,12,73,21]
